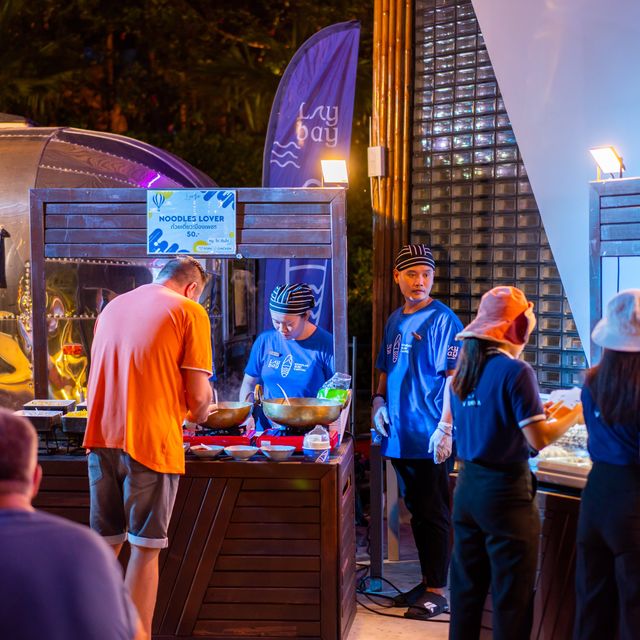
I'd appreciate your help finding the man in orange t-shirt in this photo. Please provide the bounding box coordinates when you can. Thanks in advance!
[83,256,212,638]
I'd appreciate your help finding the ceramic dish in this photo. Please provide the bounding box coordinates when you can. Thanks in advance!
[260,444,296,462]
[224,445,259,461]
[190,444,224,459]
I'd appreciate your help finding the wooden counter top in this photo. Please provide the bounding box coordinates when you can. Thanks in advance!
[36,438,356,640]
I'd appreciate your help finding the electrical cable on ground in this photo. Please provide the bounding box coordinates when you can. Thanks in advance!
[355,573,450,623]
[354,451,450,623]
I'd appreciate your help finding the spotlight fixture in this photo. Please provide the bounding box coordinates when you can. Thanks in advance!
[321,159,349,188]
[589,146,625,180]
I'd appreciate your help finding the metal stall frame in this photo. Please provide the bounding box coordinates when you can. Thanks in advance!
[29,188,348,398]
[589,177,640,364]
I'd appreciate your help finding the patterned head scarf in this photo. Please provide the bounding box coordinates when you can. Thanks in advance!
[269,283,316,315]
[394,244,436,272]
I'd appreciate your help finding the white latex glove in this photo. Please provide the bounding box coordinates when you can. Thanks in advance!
[428,421,453,464]
[372,404,390,437]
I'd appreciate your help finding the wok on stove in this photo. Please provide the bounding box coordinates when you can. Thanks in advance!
[257,390,342,430]
[202,401,253,430]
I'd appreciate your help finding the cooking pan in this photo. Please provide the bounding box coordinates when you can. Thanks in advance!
[201,390,253,430]
[255,385,342,430]
[202,401,253,429]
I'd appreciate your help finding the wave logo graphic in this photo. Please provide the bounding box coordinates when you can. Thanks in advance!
[280,354,293,378]
[270,140,301,169]
[286,261,327,325]
[392,334,402,364]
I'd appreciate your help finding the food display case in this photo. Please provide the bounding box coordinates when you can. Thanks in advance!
[534,423,591,489]
[531,388,590,489]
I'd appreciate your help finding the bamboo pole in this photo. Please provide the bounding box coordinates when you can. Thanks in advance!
[371,0,413,387]
[371,0,389,388]
[383,0,395,327]
[402,0,412,242]
[392,0,403,277]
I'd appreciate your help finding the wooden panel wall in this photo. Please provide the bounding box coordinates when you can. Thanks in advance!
[37,190,340,260]
[589,178,640,362]
[531,491,580,640]
[36,439,355,640]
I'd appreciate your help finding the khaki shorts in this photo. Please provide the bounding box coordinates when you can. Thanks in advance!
[88,448,179,549]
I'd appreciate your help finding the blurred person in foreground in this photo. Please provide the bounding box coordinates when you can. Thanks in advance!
[83,257,213,637]
[372,244,463,619]
[574,289,640,640]
[0,410,144,640]
[448,286,582,640]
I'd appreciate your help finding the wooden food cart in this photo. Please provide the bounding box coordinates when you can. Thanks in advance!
[29,187,355,640]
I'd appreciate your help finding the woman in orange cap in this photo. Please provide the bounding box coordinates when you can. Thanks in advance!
[448,286,582,640]
[574,290,640,640]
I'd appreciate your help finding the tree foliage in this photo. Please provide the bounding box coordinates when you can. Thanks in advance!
[1,0,374,376]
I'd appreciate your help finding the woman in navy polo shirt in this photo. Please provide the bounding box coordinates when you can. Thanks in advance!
[574,290,640,640]
[239,283,334,429]
[448,286,582,640]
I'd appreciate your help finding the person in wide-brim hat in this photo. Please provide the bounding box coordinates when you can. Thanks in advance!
[448,285,582,640]
[591,288,640,352]
[574,289,640,640]
[455,285,537,347]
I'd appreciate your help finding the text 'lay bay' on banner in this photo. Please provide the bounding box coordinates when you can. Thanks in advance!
[261,20,360,331]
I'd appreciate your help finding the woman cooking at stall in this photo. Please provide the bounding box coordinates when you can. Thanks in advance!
[239,283,334,430]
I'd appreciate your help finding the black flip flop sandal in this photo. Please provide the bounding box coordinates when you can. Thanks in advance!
[404,592,449,620]
[392,582,428,607]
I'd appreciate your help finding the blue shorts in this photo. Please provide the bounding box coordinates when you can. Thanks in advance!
[88,448,179,549]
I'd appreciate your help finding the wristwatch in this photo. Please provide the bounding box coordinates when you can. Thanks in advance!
[370,393,385,406]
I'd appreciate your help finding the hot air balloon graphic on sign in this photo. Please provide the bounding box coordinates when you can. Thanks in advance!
[152,193,165,210]
[146,189,236,255]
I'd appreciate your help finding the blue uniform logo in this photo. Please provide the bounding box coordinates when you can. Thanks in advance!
[392,334,402,363]
[462,392,482,407]
[280,354,293,378]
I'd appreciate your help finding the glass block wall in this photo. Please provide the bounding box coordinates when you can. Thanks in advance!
[411,0,586,389]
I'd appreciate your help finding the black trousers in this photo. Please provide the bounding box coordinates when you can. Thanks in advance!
[449,460,539,640]
[574,462,640,640]
[390,457,451,588]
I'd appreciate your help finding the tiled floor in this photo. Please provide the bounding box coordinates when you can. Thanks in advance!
[349,517,451,639]
[349,559,450,640]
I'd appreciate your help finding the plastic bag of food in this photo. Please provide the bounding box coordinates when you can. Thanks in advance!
[317,372,351,403]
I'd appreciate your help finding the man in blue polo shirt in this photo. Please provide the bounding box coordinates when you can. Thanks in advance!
[372,244,463,619]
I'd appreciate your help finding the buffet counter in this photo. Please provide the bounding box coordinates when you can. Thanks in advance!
[35,438,356,640]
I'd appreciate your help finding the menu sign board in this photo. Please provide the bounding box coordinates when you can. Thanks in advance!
[147,189,237,255]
